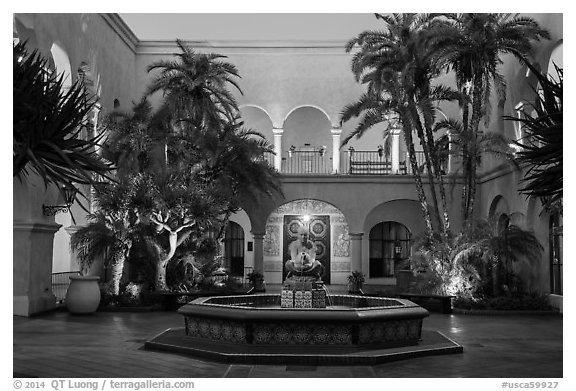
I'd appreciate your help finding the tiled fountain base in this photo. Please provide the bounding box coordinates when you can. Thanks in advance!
[145,327,463,365]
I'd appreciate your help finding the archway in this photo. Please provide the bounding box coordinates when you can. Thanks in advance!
[224,221,245,277]
[282,106,332,174]
[264,199,350,284]
[488,195,510,222]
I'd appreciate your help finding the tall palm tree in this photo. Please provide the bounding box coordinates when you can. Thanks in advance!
[342,13,451,238]
[429,13,550,225]
[145,39,242,132]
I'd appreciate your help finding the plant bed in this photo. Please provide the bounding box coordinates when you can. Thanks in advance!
[453,294,558,315]
[396,293,454,314]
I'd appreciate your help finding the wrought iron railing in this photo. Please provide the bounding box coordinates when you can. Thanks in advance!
[344,150,392,175]
[51,271,81,303]
[270,149,443,175]
[282,150,332,174]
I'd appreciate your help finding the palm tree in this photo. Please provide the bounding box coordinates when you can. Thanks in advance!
[429,13,550,224]
[506,62,562,211]
[434,119,518,191]
[100,97,167,176]
[145,39,242,131]
[454,219,543,296]
[13,41,113,201]
[70,179,144,295]
[342,13,451,238]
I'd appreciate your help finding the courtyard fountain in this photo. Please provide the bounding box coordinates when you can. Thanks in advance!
[145,248,463,364]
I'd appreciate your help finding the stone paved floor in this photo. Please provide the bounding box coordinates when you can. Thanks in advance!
[13,309,563,378]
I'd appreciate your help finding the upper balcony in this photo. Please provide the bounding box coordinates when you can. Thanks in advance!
[265,148,445,176]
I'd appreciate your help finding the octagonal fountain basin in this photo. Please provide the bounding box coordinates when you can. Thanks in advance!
[145,293,463,364]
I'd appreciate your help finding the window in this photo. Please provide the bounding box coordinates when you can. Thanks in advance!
[369,221,411,278]
[224,222,245,277]
[549,213,562,295]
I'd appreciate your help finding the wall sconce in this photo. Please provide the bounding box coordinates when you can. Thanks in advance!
[43,184,77,216]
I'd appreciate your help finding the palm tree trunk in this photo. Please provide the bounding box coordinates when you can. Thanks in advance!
[110,244,131,295]
[460,94,471,226]
[408,100,443,233]
[400,113,433,239]
[421,107,451,235]
[466,73,484,224]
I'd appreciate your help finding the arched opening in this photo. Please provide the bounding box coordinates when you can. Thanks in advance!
[368,221,411,278]
[239,105,274,143]
[50,42,72,90]
[224,221,245,277]
[283,106,332,174]
[239,105,275,167]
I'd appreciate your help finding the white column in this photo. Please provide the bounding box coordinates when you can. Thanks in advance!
[272,127,283,171]
[331,126,342,174]
[391,128,401,174]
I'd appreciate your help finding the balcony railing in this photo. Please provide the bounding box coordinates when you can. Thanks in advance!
[344,150,393,175]
[282,150,332,174]
[263,149,444,176]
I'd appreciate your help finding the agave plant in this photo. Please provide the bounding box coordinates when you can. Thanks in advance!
[506,61,562,211]
[13,41,113,200]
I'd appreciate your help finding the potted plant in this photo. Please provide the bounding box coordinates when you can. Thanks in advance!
[247,271,265,292]
[347,271,365,293]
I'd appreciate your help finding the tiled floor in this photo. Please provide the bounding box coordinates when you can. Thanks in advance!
[13,307,562,378]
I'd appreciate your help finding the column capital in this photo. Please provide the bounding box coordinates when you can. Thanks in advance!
[331,126,342,135]
[272,127,284,135]
[251,231,266,239]
[390,127,403,136]
[349,232,364,240]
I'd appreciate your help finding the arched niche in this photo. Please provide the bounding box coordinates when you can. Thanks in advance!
[50,42,72,90]
[49,42,75,273]
[263,199,350,284]
[239,105,274,145]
